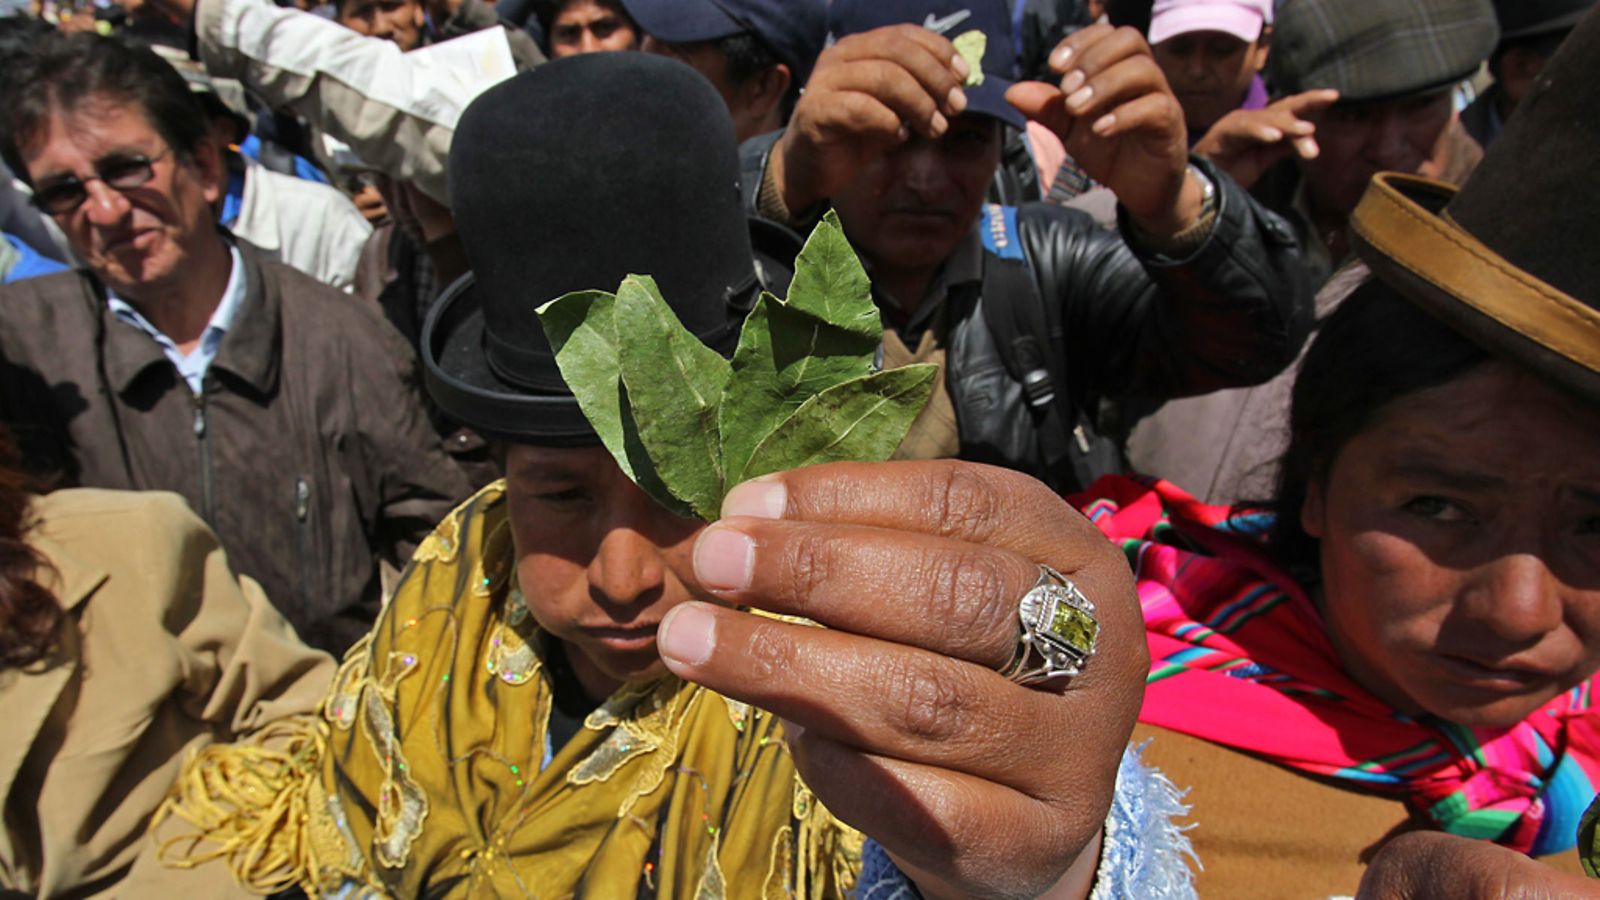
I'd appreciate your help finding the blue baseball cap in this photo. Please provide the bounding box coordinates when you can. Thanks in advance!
[828,0,1026,129]
[620,0,828,88]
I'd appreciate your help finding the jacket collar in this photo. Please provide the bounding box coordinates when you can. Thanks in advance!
[0,524,105,807]
[100,236,282,397]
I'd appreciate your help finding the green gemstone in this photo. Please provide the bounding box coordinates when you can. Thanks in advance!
[1048,601,1098,653]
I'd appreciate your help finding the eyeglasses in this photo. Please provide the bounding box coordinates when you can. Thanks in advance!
[30,149,173,216]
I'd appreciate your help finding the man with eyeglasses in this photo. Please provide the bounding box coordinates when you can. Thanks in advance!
[0,31,471,656]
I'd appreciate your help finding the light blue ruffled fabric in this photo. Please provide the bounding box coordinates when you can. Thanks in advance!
[853,743,1197,899]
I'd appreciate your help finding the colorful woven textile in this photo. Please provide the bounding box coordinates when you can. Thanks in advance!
[1076,476,1600,855]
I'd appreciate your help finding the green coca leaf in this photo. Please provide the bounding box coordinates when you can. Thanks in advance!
[538,215,934,522]
[782,209,881,340]
[614,274,731,520]
[720,210,881,483]
[534,290,635,479]
[738,364,938,482]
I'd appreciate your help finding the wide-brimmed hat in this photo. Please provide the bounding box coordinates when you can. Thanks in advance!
[1349,5,1600,404]
[1269,0,1498,103]
[422,52,798,445]
[828,0,1026,129]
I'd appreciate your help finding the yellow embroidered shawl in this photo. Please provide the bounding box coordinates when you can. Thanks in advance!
[154,483,862,898]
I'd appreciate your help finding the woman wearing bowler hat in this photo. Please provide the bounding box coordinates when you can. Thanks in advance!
[148,52,1194,898]
[1074,7,1600,895]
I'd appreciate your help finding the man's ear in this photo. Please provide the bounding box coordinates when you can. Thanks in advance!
[1300,477,1326,539]
[193,137,227,207]
[737,63,791,131]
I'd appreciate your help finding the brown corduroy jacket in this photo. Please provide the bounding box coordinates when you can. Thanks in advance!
[0,243,471,655]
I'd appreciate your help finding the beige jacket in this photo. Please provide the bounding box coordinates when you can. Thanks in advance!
[0,489,335,898]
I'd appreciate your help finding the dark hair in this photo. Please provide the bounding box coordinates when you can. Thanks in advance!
[0,430,59,670]
[1265,277,1490,579]
[0,31,210,184]
[716,31,802,122]
[532,0,633,45]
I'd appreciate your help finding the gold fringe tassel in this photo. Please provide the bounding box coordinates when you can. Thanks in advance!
[150,714,370,898]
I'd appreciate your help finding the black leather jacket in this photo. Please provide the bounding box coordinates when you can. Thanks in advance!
[740,133,1314,490]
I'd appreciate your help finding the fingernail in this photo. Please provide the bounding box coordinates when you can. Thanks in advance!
[1296,136,1320,159]
[1061,69,1085,95]
[930,111,949,136]
[723,479,786,520]
[658,602,717,667]
[1067,85,1094,111]
[1091,113,1116,136]
[1261,126,1283,142]
[778,717,805,746]
[694,525,755,591]
[947,86,968,114]
[1050,45,1073,69]
[950,53,971,79]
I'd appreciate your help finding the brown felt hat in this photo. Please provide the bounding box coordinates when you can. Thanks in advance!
[1349,4,1600,404]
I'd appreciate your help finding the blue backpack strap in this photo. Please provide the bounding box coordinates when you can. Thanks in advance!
[979,202,1026,261]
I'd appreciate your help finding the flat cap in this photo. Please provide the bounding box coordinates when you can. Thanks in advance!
[1269,0,1499,102]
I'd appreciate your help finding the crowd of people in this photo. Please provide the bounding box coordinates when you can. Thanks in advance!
[0,0,1596,897]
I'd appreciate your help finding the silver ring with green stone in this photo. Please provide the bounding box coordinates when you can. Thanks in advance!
[1000,565,1099,687]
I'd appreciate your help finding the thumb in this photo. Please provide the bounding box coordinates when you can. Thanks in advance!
[1005,81,1072,137]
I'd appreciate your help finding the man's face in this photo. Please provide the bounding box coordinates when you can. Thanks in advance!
[338,0,425,50]
[641,36,739,111]
[22,96,222,304]
[639,35,783,142]
[1152,30,1266,133]
[504,443,708,698]
[1299,89,1454,220]
[830,115,1002,280]
[550,0,638,57]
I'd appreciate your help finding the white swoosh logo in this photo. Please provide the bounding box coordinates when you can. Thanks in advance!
[923,9,972,34]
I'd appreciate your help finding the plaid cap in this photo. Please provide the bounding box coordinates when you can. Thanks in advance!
[1269,0,1499,102]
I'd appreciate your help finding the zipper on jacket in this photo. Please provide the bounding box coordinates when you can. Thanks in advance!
[294,476,312,605]
[192,387,214,522]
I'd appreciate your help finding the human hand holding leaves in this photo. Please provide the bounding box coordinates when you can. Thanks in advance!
[537,212,936,520]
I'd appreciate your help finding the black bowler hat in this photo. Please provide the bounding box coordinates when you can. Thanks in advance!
[1350,4,1600,403]
[422,52,797,445]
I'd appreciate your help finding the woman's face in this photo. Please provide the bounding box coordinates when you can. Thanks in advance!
[504,444,706,700]
[1303,362,1600,728]
[1152,30,1267,133]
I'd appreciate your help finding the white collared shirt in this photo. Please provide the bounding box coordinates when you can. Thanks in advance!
[107,243,246,395]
